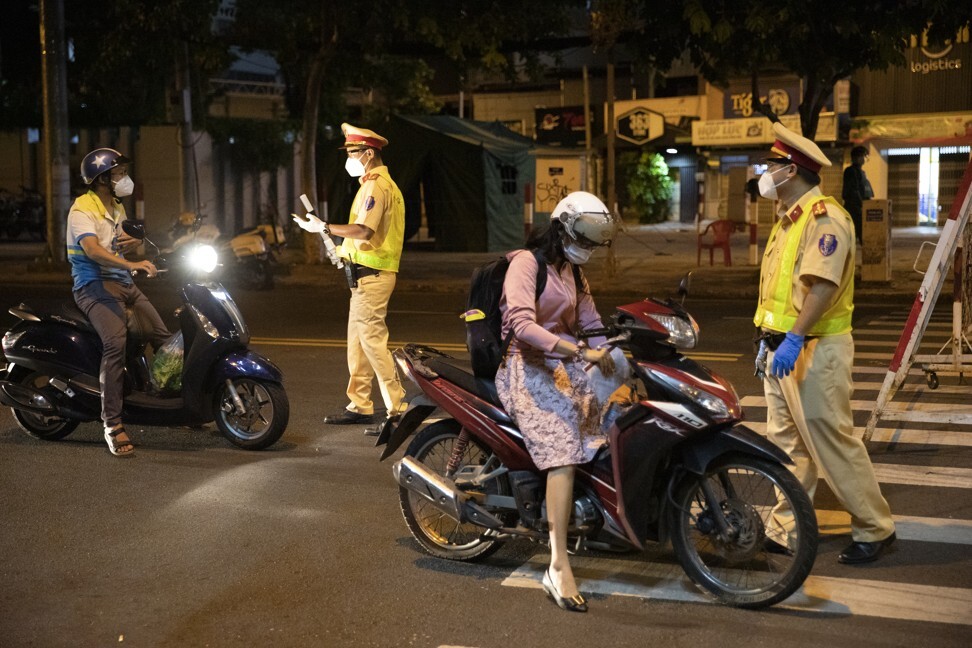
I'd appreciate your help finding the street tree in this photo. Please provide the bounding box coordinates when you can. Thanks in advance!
[681,0,972,138]
[230,0,579,262]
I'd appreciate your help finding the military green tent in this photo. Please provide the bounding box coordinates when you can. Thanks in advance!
[321,115,535,252]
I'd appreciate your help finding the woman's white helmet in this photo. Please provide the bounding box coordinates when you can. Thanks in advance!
[554,191,619,247]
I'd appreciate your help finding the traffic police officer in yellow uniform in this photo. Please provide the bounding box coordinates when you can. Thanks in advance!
[316,123,406,427]
[756,122,896,564]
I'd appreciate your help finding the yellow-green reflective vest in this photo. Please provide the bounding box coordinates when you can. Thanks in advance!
[340,168,405,272]
[753,195,854,336]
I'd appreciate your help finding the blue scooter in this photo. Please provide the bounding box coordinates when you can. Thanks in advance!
[0,221,289,450]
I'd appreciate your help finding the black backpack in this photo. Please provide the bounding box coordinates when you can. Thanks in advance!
[462,249,582,379]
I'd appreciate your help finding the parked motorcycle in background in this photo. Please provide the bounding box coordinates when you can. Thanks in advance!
[377,277,819,610]
[0,220,289,449]
[0,186,46,241]
[166,212,286,290]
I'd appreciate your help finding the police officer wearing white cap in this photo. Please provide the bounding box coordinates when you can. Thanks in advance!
[294,123,406,428]
[755,122,896,564]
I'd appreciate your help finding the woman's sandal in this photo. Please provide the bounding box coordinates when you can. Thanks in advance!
[104,425,135,458]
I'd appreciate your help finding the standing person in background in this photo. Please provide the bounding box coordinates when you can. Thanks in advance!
[69,148,170,457]
[841,145,874,245]
[294,124,406,431]
[755,123,895,564]
[496,191,623,612]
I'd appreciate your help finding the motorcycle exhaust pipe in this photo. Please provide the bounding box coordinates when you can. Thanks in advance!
[394,456,464,521]
[393,456,504,529]
[0,382,91,421]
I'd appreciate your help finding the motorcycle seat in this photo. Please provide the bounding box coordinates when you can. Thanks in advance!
[425,356,513,424]
[14,301,97,335]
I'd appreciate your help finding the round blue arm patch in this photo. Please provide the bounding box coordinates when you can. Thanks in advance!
[365,196,376,211]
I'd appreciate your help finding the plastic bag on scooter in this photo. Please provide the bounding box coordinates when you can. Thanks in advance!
[151,331,185,392]
[585,347,631,403]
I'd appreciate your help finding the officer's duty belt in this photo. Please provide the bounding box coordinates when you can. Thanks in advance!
[757,328,816,351]
[351,263,381,279]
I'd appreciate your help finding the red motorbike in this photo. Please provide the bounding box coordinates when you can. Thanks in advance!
[376,281,818,609]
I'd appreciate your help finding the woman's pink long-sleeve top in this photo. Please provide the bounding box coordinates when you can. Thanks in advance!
[500,250,605,357]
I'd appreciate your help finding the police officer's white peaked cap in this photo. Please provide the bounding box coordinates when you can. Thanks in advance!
[768,122,831,173]
[339,123,388,150]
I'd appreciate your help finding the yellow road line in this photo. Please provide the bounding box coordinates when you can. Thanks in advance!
[250,337,741,361]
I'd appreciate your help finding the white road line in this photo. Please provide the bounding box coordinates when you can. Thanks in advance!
[854,339,949,348]
[740,395,972,417]
[854,351,895,360]
[857,328,952,337]
[815,509,972,545]
[744,421,972,448]
[870,464,972,489]
[851,380,972,395]
[503,558,972,625]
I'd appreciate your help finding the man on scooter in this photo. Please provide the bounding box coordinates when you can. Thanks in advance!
[67,147,170,457]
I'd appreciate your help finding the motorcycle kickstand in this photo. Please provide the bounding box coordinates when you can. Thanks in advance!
[224,378,247,414]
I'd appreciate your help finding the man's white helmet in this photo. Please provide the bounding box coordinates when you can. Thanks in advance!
[554,191,619,246]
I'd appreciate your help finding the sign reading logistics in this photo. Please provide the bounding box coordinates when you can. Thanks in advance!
[615,107,665,145]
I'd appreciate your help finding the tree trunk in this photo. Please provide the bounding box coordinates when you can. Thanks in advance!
[799,75,828,140]
[300,48,328,264]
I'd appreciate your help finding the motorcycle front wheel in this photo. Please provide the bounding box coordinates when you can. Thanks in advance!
[399,420,510,561]
[9,369,79,440]
[213,378,288,449]
[670,453,818,609]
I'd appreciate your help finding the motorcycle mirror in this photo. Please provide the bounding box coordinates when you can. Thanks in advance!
[677,272,692,304]
[122,220,146,240]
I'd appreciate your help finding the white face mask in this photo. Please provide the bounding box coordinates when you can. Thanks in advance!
[563,239,593,265]
[112,174,134,197]
[757,166,790,200]
[345,153,366,177]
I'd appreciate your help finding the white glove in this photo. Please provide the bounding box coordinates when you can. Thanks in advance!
[292,213,329,234]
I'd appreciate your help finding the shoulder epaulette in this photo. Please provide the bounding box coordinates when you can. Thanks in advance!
[811,201,829,217]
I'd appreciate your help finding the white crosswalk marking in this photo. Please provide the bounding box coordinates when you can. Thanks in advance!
[498,313,972,624]
[502,558,972,625]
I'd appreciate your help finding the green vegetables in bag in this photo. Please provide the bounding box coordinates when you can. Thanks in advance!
[151,332,184,391]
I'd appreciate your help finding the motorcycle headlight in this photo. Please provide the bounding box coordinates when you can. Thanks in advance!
[649,313,699,348]
[648,369,732,420]
[189,245,218,273]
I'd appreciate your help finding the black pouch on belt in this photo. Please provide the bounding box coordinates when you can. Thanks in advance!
[754,328,788,352]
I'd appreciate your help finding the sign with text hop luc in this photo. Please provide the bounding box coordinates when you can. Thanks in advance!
[616,107,665,145]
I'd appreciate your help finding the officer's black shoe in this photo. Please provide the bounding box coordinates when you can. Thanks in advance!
[837,532,896,564]
[323,410,375,425]
[364,414,401,437]
[763,537,794,556]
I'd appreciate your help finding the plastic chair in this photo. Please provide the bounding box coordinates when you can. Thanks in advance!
[697,220,735,266]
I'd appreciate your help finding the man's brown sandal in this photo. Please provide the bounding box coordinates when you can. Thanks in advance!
[104,425,135,458]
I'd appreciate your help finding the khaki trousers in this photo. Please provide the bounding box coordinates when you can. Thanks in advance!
[765,333,895,542]
[345,271,404,416]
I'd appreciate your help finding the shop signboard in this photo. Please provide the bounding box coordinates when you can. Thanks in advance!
[615,106,665,145]
[535,106,592,147]
[850,113,972,146]
[691,113,838,147]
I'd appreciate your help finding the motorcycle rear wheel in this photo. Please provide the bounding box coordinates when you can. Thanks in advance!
[399,420,509,561]
[9,369,80,440]
[213,378,288,449]
[670,453,818,609]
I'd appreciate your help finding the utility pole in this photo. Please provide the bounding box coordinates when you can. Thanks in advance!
[604,48,617,278]
[39,0,70,265]
[175,43,197,216]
